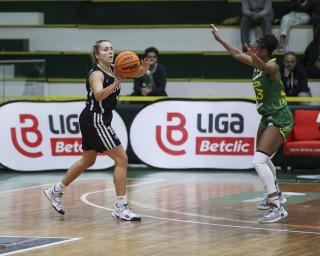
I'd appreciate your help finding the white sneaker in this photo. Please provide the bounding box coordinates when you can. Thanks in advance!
[111,204,141,221]
[258,206,288,223]
[256,194,287,210]
[44,187,65,215]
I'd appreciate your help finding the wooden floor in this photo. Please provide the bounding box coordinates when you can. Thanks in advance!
[0,170,320,256]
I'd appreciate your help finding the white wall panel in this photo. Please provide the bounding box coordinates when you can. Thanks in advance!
[0,27,313,52]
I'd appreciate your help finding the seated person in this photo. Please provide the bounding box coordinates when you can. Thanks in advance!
[300,28,320,78]
[132,47,167,96]
[278,0,314,50]
[310,0,320,37]
[280,52,311,96]
[240,0,273,51]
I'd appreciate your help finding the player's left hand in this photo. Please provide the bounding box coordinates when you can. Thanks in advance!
[132,58,152,78]
[245,43,257,57]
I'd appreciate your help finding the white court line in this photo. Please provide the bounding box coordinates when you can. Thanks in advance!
[0,177,152,195]
[81,181,320,236]
[0,237,81,256]
[0,179,162,255]
[0,177,109,194]
[80,179,166,210]
[0,184,50,194]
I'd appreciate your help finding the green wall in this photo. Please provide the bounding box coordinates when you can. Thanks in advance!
[0,1,288,25]
[0,52,289,79]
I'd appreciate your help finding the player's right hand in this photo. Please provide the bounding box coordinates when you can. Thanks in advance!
[114,74,123,85]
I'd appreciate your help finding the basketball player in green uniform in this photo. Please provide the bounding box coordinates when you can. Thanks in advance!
[210,24,293,223]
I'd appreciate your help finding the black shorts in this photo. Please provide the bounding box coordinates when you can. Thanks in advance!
[79,108,121,152]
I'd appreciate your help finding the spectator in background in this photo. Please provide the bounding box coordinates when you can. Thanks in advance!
[278,0,314,51]
[240,0,273,51]
[280,52,311,96]
[300,28,320,78]
[132,47,167,96]
[310,0,320,38]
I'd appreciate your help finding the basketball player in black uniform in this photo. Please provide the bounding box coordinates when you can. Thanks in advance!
[44,40,151,221]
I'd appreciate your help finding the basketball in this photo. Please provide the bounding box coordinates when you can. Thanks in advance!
[115,51,140,78]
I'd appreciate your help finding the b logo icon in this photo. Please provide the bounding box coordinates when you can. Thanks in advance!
[156,112,188,155]
[11,114,43,158]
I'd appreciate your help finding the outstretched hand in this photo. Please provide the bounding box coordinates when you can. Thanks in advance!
[245,43,257,57]
[209,24,255,67]
[210,24,221,41]
[141,58,152,71]
[132,58,152,78]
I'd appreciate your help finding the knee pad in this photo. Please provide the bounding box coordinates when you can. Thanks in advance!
[253,151,269,169]
[253,151,277,194]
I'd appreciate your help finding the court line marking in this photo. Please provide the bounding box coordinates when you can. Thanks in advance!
[0,184,50,194]
[1,179,319,236]
[130,196,320,230]
[0,237,81,256]
[81,181,320,236]
[108,181,320,230]
[0,177,152,194]
[78,180,320,230]
[80,179,166,208]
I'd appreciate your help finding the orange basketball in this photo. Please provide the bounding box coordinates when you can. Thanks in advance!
[115,51,140,78]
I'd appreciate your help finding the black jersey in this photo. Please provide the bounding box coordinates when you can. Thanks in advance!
[85,64,120,113]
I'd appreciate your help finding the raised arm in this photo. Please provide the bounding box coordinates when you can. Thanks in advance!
[245,43,278,75]
[210,24,254,67]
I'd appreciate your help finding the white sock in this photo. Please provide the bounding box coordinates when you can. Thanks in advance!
[253,151,277,195]
[116,195,127,206]
[269,195,280,208]
[54,181,66,193]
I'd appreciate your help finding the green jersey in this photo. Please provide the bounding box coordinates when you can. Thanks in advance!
[252,58,287,115]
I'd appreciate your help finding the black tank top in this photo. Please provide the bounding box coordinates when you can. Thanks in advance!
[85,64,120,113]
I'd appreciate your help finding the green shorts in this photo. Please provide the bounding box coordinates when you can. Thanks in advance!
[258,106,294,141]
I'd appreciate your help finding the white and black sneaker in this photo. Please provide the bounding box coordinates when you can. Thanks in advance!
[256,194,287,210]
[111,204,141,221]
[258,206,288,223]
[44,187,65,215]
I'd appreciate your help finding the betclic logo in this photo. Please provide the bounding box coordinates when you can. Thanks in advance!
[155,111,253,156]
[156,113,188,155]
[0,101,128,171]
[195,112,254,155]
[11,114,43,158]
[10,113,81,158]
[48,114,82,156]
[130,100,260,169]
[196,137,254,155]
